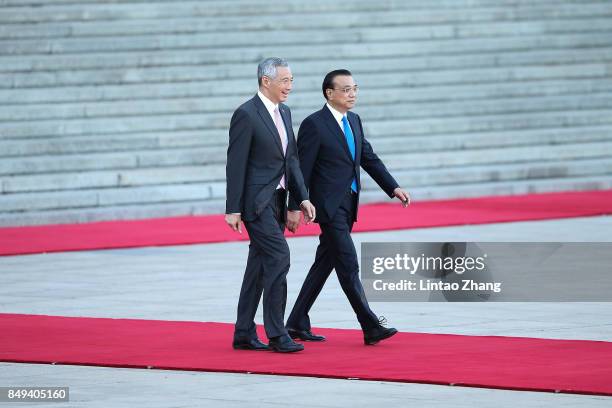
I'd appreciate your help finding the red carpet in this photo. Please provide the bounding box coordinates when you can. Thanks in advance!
[1,190,611,256]
[1,313,611,396]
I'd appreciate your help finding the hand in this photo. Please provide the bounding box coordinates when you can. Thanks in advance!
[287,211,302,233]
[225,213,243,234]
[393,187,411,208]
[300,200,316,223]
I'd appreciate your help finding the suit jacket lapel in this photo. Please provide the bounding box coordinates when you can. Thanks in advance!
[254,95,284,156]
[321,105,353,161]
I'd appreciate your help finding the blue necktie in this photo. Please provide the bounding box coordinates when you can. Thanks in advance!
[342,116,358,193]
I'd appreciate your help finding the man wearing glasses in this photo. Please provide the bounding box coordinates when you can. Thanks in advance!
[286,69,410,345]
[225,57,316,353]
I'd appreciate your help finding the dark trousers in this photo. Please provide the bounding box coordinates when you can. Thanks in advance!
[286,190,379,332]
[235,189,289,339]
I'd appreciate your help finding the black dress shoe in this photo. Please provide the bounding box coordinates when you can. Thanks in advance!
[363,316,398,345]
[232,337,269,351]
[288,328,326,342]
[268,335,305,353]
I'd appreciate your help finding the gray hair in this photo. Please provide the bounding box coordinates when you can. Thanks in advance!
[257,57,289,86]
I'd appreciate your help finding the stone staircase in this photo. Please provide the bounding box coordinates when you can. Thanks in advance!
[1,0,611,226]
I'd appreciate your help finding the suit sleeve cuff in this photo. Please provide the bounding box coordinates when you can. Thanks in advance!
[387,185,399,198]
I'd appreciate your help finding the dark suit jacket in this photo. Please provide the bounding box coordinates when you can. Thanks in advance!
[226,94,308,222]
[289,105,398,223]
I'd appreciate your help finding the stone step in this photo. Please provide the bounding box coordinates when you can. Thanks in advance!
[0,129,226,157]
[304,94,612,124]
[365,108,612,138]
[0,104,612,140]
[3,154,611,195]
[0,0,589,9]
[360,157,612,190]
[369,126,612,155]
[5,59,610,96]
[4,42,611,76]
[4,86,612,124]
[3,10,612,41]
[2,123,610,159]
[2,31,611,72]
[0,146,223,175]
[1,139,609,177]
[2,163,610,213]
[1,1,607,24]
[364,175,612,203]
[4,56,612,104]
[0,199,228,227]
[7,78,612,120]
[1,174,609,227]
[0,182,223,212]
[0,134,160,158]
[3,104,612,140]
[4,18,612,55]
[380,141,612,172]
[1,165,223,193]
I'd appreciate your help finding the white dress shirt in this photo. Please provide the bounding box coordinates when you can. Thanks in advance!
[258,91,279,122]
[326,103,352,134]
[258,91,287,190]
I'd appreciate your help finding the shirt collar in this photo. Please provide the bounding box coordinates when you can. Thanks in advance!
[326,103,346,125]
[258,90,278,115]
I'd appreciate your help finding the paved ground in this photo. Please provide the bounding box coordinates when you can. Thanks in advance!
[1,215,611,407]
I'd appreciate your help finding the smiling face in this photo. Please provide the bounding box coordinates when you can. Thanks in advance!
[260,66,293,104]
[325,75,357,114]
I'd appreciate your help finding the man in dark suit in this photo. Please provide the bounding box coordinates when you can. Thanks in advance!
[225,57,316,353]
[286,69,410,345]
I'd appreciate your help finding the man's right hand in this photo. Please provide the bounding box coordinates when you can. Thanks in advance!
[225,213,242,234]
[300,200,316,223]
[287,210,302,233]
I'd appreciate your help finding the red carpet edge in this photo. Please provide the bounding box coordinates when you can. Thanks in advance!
[1,313,611,396]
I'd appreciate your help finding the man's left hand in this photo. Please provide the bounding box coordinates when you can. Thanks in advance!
[393,187,411,208]
[300,200,316,223]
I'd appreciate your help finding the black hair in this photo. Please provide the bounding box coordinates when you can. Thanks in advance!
[322,69,352,100]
